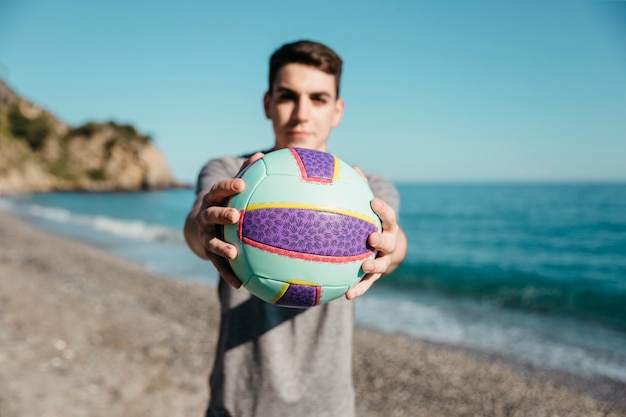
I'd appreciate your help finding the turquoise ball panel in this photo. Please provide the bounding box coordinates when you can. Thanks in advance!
[319,285,350,304]
[334,154,369,182]
[245,275,286,304]
[227,159,268,212]
[263,149,304,177]
[241,244,367,288]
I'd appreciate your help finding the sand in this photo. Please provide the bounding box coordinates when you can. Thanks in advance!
[1,209,624,417]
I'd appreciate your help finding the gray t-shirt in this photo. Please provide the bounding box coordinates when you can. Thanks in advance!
[196,151,400,417]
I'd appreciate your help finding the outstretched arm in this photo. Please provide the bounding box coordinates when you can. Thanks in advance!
[184,178,245,288]
[184,153,264,288]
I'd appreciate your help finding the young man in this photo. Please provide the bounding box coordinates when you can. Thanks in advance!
[184,40,407,417]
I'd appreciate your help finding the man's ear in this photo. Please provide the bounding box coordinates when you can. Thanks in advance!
[332,97,345,128]
[263,92,271,119]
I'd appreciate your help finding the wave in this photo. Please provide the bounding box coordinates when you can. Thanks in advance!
[8,202,185,245]
[385,261,626,332]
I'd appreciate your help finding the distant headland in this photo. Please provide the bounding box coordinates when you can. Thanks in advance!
[0,80,187,194]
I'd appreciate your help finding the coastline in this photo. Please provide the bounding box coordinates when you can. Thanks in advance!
[1,209,624,417]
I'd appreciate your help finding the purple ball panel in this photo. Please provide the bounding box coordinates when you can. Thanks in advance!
[294,148,335,180]
[242,208,376,257]
[275,283,319,307]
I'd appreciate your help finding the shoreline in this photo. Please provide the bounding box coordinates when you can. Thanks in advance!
[0,183,193,197]
[1,208,624,417]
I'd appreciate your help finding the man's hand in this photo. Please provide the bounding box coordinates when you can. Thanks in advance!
[184,153,264,288]
[345,197,408,300]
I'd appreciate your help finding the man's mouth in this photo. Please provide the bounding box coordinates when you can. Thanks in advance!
[287,131,310,138]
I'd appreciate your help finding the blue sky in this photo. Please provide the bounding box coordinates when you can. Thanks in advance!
[1,0,625,183]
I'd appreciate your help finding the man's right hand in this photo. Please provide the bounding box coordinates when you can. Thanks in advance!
[183,153,264,288]
[192,178,245,288]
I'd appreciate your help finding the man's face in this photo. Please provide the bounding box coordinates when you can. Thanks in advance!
[264,63,344,151]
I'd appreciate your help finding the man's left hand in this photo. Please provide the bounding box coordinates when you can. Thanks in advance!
[346,197,408,300]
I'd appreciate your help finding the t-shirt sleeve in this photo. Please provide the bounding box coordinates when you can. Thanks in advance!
[367,173,401,215]
[195,157,243,196]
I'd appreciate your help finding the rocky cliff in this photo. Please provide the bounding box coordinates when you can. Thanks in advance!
[0,80,180,194]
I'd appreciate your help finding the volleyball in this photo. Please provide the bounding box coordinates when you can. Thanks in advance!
[224,147,381,308]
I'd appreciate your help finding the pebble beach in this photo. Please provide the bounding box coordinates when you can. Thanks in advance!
[1,209,624,417]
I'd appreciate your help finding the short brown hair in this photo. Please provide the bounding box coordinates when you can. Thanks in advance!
[268,40,343,97]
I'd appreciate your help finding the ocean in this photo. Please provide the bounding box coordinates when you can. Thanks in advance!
[2,183,625,383]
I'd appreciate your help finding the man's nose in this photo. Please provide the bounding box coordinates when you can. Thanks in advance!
[293,98,311,122]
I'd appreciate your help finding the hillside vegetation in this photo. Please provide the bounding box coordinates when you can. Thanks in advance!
[0,80,179,194]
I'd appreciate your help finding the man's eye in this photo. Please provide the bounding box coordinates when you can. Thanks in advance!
[312,96,327,104]
[273,93,289,103]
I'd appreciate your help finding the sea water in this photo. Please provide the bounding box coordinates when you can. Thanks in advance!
[2,183,625,382]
